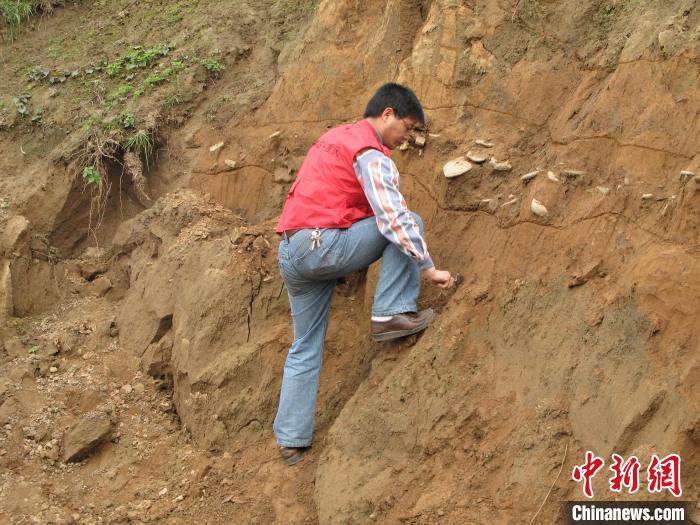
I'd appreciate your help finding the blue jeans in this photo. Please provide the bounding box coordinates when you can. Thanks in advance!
[273,213,424,447]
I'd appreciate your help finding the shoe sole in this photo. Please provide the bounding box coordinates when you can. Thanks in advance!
[371,318,433,342]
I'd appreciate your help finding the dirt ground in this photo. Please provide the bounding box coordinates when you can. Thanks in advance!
[1,0,699,524]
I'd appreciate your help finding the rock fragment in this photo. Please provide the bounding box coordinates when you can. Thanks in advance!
[443,157,472,178]
[475,139,494,148]
[641,193,654,200]
[490,158,512,172]
[273,167,295,183]
[547,171,559,182]
[569,262,604,288]
[223,159,237,170]
[520,170,539,182]
[466,151,488,163]
[63,412,114,462]
[530,198,548,217]
[209,142,224,153]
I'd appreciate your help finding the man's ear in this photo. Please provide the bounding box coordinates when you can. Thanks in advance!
[380,107,394,120]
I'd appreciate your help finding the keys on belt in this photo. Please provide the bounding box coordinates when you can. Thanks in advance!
[283,227,322,249]
[309,228,321,251]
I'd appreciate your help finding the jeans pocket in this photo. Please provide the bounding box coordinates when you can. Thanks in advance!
[288,230,313,263]
[294,229,345,277]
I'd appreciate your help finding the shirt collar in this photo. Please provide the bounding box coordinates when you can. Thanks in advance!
[365,119,383,145]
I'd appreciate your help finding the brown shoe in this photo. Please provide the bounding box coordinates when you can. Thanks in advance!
[370,308,435,341]
[279,446,306,466]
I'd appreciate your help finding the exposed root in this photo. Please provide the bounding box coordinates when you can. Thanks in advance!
[76,134,121,247]
[529,439,570,525]
[123,150,151,204]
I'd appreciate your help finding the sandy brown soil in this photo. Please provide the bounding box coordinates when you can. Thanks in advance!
[1,0,699,524]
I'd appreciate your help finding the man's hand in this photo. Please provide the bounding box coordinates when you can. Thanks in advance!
[422,267,455,289]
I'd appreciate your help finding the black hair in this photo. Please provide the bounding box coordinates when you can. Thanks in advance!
[363,83,425,125]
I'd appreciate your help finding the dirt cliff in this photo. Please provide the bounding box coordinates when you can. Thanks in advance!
[0,0,698,523]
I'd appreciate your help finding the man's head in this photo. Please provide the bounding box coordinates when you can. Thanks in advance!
[363,83,424,150]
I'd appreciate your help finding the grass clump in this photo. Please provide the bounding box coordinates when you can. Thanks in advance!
[107,83,133,101]
[0,0,37,28]
[125,130,153,167]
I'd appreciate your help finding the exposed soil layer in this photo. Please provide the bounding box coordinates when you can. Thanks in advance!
[1,0,699,523]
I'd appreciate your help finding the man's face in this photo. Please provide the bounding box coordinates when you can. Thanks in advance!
[379,109,421,150]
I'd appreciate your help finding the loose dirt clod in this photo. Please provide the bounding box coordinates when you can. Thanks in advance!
[124,150,150,202]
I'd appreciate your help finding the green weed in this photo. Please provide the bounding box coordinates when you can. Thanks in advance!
[196,57,224,76]
[106,44,171,78]
[28,345,38,354]
[82,166,101,186]
[164,91,182,108]
[107,83,133,101]
[104,111,134,129]
[143,60,184,87]
[166,0,198,25]
[13,93,30,115]
[118,111,134,128]
[144,69,171,87]
[27,66,79,83]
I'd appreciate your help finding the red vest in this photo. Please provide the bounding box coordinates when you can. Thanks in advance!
[275,120,391,233]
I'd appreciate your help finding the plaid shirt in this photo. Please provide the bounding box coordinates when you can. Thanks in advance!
[353,148,434,271]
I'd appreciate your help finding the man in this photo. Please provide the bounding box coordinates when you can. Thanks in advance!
[273,83,455,465]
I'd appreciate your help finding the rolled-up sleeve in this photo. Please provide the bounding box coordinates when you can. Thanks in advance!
[353,149,434,271]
